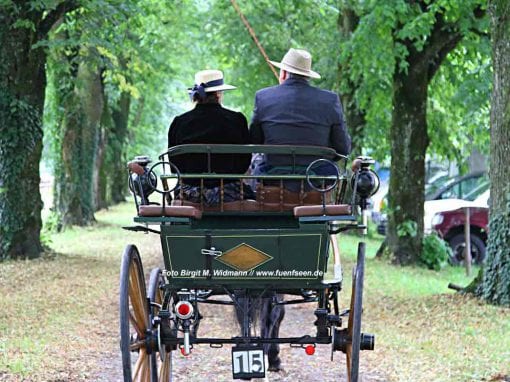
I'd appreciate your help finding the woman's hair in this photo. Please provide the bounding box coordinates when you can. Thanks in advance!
[193,91,220,104]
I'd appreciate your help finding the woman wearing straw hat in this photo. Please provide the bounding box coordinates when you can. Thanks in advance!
[168,69,254,205]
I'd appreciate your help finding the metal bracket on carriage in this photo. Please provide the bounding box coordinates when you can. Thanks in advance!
[289,342,317,356]
[328,224,367,235]
[122,225,161,235]
[201,247,223,257]
[288,335,316,347]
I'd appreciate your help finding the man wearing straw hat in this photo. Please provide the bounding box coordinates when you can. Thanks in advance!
[168,69,254,204]
[250,48,351,174]
[249,50,351,372]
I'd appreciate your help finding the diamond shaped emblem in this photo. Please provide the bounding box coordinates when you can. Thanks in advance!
[215,243,272,271]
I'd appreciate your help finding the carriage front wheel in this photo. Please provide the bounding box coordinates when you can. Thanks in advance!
[120,245,155,382]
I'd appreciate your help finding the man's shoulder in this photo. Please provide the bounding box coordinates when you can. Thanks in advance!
[255,84,281,98]
[308,85,339,101]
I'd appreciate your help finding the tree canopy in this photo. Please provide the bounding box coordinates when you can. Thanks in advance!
[1,0,507,305]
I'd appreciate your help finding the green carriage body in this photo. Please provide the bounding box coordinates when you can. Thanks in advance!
[159,215,329,290]
[122,144,376,382]
[132,144,355,291]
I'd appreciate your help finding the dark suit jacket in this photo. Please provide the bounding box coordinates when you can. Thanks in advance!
[250,77,351,166]
[168,103,251,186]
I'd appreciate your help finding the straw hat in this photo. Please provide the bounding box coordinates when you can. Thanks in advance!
[189,70,236,93]
[269,48,321,79]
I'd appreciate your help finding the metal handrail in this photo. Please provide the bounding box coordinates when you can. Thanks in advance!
[160,144,346,161]
[160,174,345,180]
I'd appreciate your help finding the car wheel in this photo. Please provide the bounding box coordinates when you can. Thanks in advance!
[448,233,486,265]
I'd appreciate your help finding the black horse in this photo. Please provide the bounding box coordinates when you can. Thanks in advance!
[234,292,286,371]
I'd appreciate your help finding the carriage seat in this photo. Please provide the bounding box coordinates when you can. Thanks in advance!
[171,199,260,212]
[256,186,329,211]
[293,204,351,217]
[138,205,202,219]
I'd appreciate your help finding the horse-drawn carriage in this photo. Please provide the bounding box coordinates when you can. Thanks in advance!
[120,144,379,381]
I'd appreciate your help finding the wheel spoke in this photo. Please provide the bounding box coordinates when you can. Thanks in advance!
[130,339,145,352]
[346,345,352,382]
[129,310,145,339]
[129,262,149,333]
[159,352,172,382]
[133,348,150,382]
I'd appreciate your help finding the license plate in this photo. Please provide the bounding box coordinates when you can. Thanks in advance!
[232,346,265,380]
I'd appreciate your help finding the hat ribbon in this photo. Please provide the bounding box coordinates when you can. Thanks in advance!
[190,78,224,101]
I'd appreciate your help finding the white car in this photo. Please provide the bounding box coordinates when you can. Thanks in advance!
[377,185,489,235]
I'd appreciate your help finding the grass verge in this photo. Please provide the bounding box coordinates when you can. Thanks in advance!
[0,203,508,381]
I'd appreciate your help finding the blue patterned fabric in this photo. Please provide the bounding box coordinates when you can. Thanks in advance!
[176,182,255,206]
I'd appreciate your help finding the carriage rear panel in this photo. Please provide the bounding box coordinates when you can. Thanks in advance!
[160,215,330,290]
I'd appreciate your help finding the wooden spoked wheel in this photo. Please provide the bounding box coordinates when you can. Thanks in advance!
[120,245,152,382]
[346,242,365,382]
[148,268,172,382]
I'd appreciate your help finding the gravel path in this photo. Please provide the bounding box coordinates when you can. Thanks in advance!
[94,291,388,382]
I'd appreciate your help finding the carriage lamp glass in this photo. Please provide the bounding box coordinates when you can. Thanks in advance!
[431,213,444,226]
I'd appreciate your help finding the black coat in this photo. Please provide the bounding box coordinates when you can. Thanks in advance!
[168,103,251,186]
[250,77,351,166]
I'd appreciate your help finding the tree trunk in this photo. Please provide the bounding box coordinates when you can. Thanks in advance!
[94,117,109,211]
[384,8,465,265]
[54,49,105,229]
[94,91,114,211]
[109,91,131,204]
[0,2,77,257]
[0,12,46,259]
[337,1,365,155]
[386,67,429,264]
[472,0,510,306]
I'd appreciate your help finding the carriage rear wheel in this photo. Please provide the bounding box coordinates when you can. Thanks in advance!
[120,245,154,382]
[148,268,173,382]
[346,242,365,382]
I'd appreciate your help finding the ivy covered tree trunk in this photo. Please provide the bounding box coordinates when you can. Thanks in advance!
[0,2,77,259]
[94,114,109,211]
[54,48,105,229]
[473,0,510,306]
[109,91,131,204]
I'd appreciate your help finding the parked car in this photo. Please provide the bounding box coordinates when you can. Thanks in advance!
[426,171,486,201]
[432,203,488,265]
[376,172,488,235]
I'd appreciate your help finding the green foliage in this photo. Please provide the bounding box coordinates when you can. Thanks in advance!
[397,219,418,238]
[339,0,489,160]
[421,233,451,271]
[428,33,491,164]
